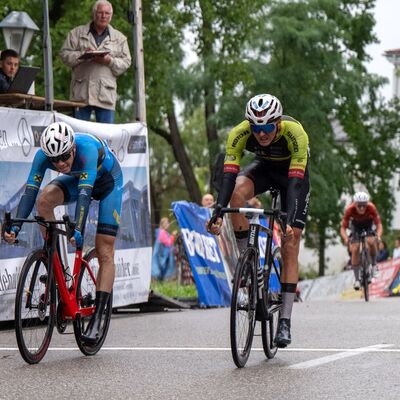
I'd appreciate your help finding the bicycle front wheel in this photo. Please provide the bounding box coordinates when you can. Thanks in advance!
[230,247,257,368]
[15,249,56,364]
[73,248,112,356]
[361,250,370,302]
[261,248,282,359]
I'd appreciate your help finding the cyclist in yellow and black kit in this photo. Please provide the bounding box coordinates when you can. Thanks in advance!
[207,94,310,347]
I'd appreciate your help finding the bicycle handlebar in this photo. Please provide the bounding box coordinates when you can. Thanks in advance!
[208,204,287,234]
[2,213,76,242]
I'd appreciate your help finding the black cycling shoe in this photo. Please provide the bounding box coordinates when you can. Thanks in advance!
[274,318,291,348]
[81,291,110,344]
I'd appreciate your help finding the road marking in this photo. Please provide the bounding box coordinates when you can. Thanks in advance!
[0,345,397,352]
[288,344,393,369]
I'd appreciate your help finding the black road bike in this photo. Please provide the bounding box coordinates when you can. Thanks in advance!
[359,229,373,302]
[210,190,287,368]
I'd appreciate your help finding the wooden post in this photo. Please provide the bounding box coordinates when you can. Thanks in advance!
[43,0,53,111]
[133,0,146,123]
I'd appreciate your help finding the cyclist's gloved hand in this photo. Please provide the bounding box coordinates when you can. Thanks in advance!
[10,225,20,237]
[73,229,83,247]
[206,205,223,235]
[3,225,20,244]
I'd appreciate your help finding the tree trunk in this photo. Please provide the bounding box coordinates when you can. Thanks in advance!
[199,0,220,190]
[166,108,202,204]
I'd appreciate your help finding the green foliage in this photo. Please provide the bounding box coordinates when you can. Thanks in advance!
[151,280,198,299]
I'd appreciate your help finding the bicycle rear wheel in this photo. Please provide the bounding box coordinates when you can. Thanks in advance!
[261,247,282,359]
[230,247,257,368]
[73,248,112,355]
[361,250,370,302]
[15,249,56,364]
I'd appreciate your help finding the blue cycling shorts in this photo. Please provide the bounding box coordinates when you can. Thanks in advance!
[51,161,123,237]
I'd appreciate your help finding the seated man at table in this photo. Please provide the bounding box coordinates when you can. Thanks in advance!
[0,49,20,93]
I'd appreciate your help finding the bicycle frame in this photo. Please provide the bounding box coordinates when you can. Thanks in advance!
[5,214,95,321]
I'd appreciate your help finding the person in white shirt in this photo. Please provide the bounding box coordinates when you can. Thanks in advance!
[393,238,400,259]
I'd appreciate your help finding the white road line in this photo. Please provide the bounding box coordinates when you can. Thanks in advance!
[0,345,397,352]
[288,344,393,369]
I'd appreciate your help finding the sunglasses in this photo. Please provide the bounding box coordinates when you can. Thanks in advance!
[356,203,367,209]
[251,123,276,134]
[48,151,72,163]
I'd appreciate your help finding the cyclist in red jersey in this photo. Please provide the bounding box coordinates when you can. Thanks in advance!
[340,191,383,290]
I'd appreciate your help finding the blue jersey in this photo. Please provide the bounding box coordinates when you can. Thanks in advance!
[17,133,120,233]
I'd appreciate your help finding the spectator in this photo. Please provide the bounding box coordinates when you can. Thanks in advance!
[393,238,400,260]
[0,49,20,93]
[376,240,389,263]
[60,0,131,123]
[152,217,177,281]
[201,193,215,208]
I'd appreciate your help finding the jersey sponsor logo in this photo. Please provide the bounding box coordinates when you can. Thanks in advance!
[288,168,305,179]
[113,209,120,225]
[224,164,240,174]
[33,174,43,183]
[225,155,236,161]
[80,172,88,180]
[231,131,248,147]
[286,131,299,153]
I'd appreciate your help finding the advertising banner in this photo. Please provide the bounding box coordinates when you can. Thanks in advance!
[172,201,231,307]
[0,108,152,321]
[369,258,400,298]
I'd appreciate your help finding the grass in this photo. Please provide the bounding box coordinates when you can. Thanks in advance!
[151,280,198,299]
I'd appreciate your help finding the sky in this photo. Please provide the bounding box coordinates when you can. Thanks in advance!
[366,0,399,100]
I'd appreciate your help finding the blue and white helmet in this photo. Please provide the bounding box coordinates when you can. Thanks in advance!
[353,191,369,203]
[40,122,75,157]
[245,94,283,125]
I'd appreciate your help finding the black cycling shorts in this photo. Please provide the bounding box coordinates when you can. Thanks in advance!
[239,157,310,230]
[350,223,376,243]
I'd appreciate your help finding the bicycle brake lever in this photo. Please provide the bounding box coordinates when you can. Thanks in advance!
[62,215,76,240]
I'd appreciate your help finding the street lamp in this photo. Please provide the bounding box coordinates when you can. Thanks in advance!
[0,11,39,58]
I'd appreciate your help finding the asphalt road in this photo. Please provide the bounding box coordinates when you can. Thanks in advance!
[1,297,399,400]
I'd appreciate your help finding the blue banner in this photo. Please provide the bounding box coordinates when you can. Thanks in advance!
[172,201,231,307]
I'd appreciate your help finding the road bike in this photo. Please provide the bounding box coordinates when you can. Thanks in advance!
[209,190,287,368]
[359,229,373,302]
[2,212,112,364]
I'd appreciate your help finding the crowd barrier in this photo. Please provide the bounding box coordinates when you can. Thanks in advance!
[0,107,152,321]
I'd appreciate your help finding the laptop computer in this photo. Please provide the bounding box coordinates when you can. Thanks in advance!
[7,66,40,94]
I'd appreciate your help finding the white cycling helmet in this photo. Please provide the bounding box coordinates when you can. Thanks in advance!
[40,122,75,157]
[353,191,369,203]
[245,94,283,125]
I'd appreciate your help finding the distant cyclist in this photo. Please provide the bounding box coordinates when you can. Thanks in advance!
[340,191,382,290]
[207,93,310,348]
[3,121,123,343]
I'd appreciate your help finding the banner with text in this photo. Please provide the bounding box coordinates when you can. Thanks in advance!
[0,108,152,321]
[172,201,231,307]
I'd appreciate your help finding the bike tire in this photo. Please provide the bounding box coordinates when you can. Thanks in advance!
[15,249,56,364]
[261,248,282,359]
[361,250,370,302]
[73,248,112,356]
[230,247,257,368]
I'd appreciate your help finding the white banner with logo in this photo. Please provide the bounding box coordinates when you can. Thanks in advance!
[0,107,152,321]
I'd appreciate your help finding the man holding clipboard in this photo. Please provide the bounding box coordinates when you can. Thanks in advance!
[60,0,131,123]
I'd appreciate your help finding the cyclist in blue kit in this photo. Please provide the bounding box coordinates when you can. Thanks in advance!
[4,121,123,343]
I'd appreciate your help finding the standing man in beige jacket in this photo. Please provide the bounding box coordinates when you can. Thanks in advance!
[60,0,131,123]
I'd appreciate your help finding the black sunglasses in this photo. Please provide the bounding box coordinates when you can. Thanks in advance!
[48,151,72,163]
